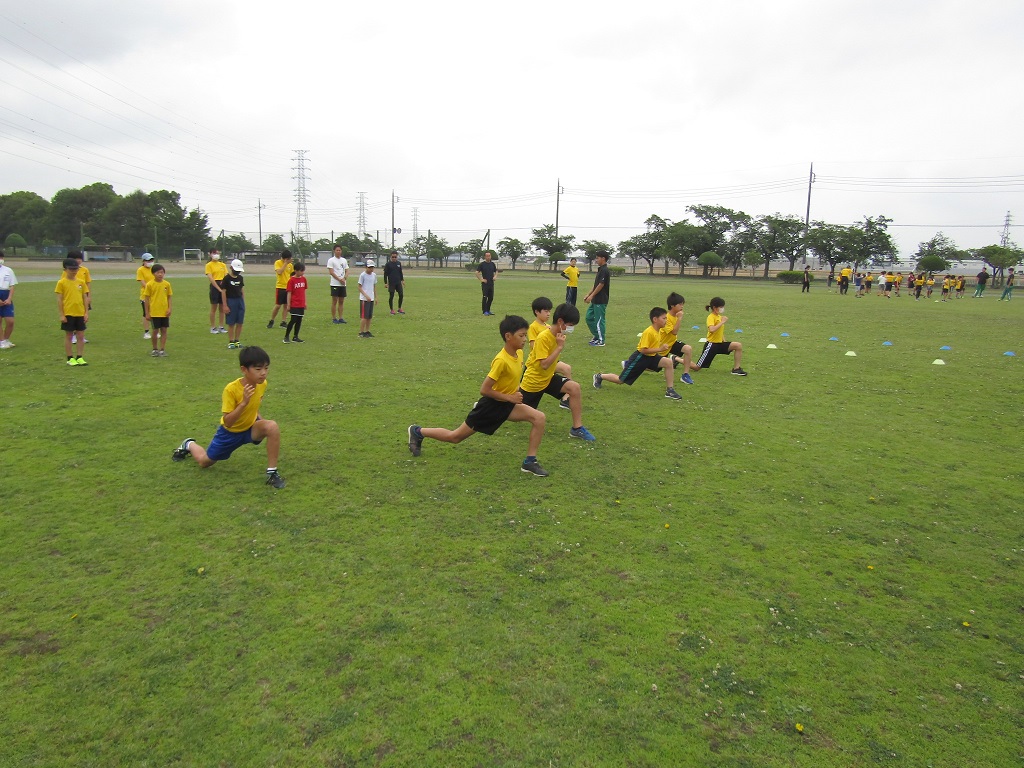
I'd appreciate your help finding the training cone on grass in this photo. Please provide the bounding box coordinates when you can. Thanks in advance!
[766,343,778,349]
[734,329,743,334]
[829,336,839,341]
[933,359,946,365]
[699,337,708,343]
[882,341,893,346]
[940,345,951,350]
[845,351,857,357]
[1004,351,1017,357]
[780,333,790,337]
[692,325,700,330]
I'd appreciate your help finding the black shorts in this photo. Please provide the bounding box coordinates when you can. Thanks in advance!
[61,316,87,332]
[669,341,688,357]
[275,288,289,306]
[520,375,569,408]
[331,285,346,298]
[288,307,305,317]
[465,396,516,435]
[140,300,147,317]
[151,316,170,329]
[209,285,223,304]
[620,352,662,385]
[360,300,374,320]
[696,341,732,369]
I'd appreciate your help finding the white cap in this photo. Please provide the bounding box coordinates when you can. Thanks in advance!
[142,252,154,261]
[230,259,244,272]
[365,260,375,267]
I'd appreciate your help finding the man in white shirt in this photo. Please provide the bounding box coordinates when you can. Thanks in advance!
[327,245,349,324]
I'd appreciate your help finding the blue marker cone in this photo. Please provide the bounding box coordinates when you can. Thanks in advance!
[734,329,743,334]
[1004,351,1017,357]
[692,325,700,330]
[882,341,893,346]
[940,345,951,351]
[829,336,839,341]
[780,333,790,337]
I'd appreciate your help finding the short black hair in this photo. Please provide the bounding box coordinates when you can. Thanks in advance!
[239,345,271,368]
[666,292,684,308]
[706,297,725,311]
[595,250,609,260]
[531,296,553,313]
[390,250,398,256]
[498,314,529,340]
[62,257,79,269]
[281,250,293,259]
[553,303,580,325]
[292,262,305,272]
[650,306,668,321]
[67,250,84,261]
[151,264,166,274]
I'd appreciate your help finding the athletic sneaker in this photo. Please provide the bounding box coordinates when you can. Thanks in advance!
[66,358,78,366]
[680,372,694,385]
[210,327,219,334]
[588,339,604,346]
[150,349,160,356]
[265,470,286,489]
[332,318,341,324]
[172,438,194,462]
[665,388,682,400]
[144,331,152,339]
[592,373,602,389]
[266,320,274,329]
[569,426,596,442]
[282,337,290,343]
[390,310,396,315]
[520,460,549,477]
[71,334,77,343]
[75,357,88,366]
[291,337,304,343]
[559,397,571,410]
[731,367,748,376]
[398,309,405,314]
[408,425,423,456]
[365,332,374,338]
[279,321,288,328]
[219,327,227,334]
[338,318,347,324]
[157,350,167,357]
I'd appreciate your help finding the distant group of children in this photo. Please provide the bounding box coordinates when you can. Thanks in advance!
[407,291,746,478]
[825,266,1015,303]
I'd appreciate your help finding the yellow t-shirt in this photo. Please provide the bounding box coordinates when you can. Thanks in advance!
[220,378,267,433]
[637,325,662,356]
[528,318,547,344]
[841,267,852,280]
[926,278,935,287]
[144,279,173,317]
[658,312,681,353]
[522,328,561,393]
[706,312,725,344]
[55,276,87,316]
[915,276,925,287]
[485,347,524,396]
[562,265,580,287]
[76,265,92,291]
[274,259,294,289]
[136,265,153,299]
[205,260,228,282]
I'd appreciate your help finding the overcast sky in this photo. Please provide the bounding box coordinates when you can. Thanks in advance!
[2,0,1022,256]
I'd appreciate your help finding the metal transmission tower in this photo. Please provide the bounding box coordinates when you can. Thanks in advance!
[1000,211,1014,248]
[411,207,420,241]
[292,150,311,244]
[356,193,368,240]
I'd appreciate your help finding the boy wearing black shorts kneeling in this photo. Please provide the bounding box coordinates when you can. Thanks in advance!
[593,307,683,400]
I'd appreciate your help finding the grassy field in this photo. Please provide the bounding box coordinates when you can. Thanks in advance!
[2,266,1022,767]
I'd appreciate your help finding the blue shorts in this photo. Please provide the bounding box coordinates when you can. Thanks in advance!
[0,290,12,318]
[226,297,245,324]
[206,423,262,461]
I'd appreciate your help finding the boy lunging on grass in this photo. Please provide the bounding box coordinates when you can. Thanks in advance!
[661,292,695,385]
[172,345,285,488]
[521,303,595,442]
[593,307,683,400]
[408,315,550,476]
[529,296,572,410]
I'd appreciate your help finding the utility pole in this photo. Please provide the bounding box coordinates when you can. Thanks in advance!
[391,190,399,249]
[256,199,266,250]
[555,178,564,237]
[292,150,311,247]
[802,162,815,264]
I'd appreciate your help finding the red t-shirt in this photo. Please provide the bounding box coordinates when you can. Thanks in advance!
[286,275,307,308]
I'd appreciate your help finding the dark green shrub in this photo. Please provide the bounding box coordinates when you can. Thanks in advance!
[777,270,811,284]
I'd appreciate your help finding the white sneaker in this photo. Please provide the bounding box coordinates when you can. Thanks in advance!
[218,327,228,334]
[143,331,151,339]
[0,340,11,349]
[210,327,219,334]
[71,335,78,343]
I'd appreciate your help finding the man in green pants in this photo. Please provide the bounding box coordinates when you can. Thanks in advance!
[583,251,610,346]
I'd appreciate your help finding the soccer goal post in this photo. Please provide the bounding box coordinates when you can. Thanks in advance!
[182,248,204,262]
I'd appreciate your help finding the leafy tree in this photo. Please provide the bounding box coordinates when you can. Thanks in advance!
[4,233,27,254]
[697,251,725,277]
[721,221,756,276]
[660,221,716,274]
[46,183,118,244]
[742,249,765,276]
[220,233,256,255]
[335,232,364,253]
[577,239,613,272]
[310,237,334,253]
[687,205,750,250]
[0,191,49,244]
[497,237,527,270]
[261,234,287,253]
[973,244,1023,286]
[913,232,962,273]
[530,224,576,266]
[806,222,859,269]
[79,236,97,248]
[425,233,451,267]
[457,238,486,264]
[617,232,660,274]
[751,214,805,275]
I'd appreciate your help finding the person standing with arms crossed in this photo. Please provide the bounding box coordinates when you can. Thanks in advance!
[476,251,497,316]
[384,250,406,315]
[327,245,348,324]
[205,249,228,334]
[561,257,580,306]
[583,250,610,346]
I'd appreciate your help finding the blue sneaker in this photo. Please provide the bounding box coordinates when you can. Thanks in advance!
[592,373,602,389]
[681,372,694,385]
[570,426,596,442]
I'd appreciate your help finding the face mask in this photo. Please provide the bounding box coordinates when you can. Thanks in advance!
[564,325,575,334]
[211,253,220,260]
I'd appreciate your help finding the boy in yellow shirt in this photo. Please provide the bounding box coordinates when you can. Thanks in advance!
[520,303,595,441]
[55,257,89,366]
[593,307,683,400]
[172,345,285,488]
[408,315,549,476]
[529,296,572,409]
[136,253,155,338]
[266,250,294,328]
[662,291,695,385]
[560,257,580,306]
[71,251,91,345]
[143,264,173,356]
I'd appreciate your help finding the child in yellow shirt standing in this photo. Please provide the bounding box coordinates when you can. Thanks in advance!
[136,253,155,338]
[205,249,228,334]
[55,257,88,366]
[143,264,173,357]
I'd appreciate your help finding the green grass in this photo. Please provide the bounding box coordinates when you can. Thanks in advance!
[2,270,1023,767]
